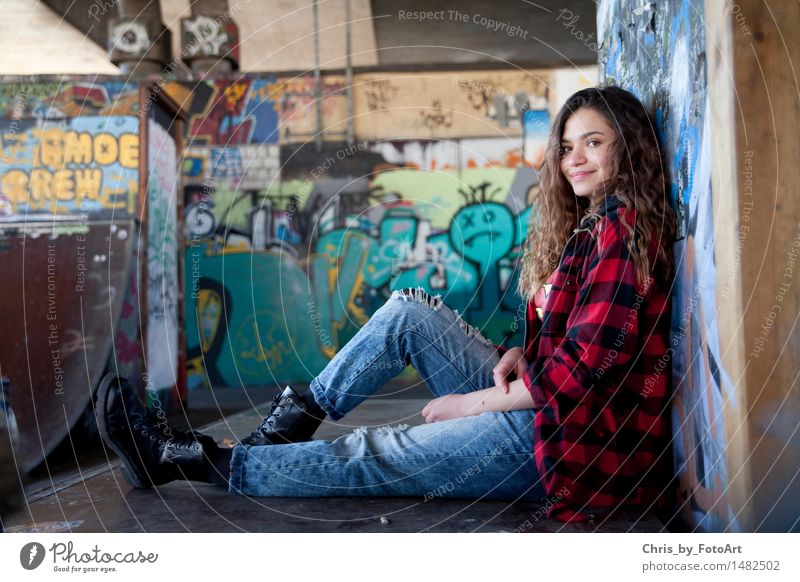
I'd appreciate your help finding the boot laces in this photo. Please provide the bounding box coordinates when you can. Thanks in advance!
[245,392,293,441]
[130,408,200,451]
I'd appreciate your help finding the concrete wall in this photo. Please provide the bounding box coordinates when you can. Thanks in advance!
[164,0,379,72]
[0,0,119,75]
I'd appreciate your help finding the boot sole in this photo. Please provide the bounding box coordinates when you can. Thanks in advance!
[95,374,153,489]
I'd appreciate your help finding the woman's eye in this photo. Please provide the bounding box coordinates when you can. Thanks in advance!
[587,140,600,147]
[558,146,571,157]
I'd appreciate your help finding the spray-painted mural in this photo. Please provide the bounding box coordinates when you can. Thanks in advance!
[0,75,557,405]
[168,77,283,245]
[598,0,736,531]
[166,77,282,194]
[0,116,139,217]
[0,79,140,119]
[166,75,524,388]
[269,76,348,143]
[172,69,585,391]
[176,78,279,146]
[0,76,552,395]
[184,164,536,390]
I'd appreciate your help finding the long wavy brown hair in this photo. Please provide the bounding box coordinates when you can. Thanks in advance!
[518,86,676,300]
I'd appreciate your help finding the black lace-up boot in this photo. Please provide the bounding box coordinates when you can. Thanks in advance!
[240,386,325,446]
[95,374,220,488]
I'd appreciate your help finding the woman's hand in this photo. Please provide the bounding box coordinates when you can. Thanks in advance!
[422,394,470,423]
[492,347,527,394]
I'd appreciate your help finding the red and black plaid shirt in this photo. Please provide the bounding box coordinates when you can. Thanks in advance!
[521,195,673,522]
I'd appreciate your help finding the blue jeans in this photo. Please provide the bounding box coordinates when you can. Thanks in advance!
[228,288,545,501]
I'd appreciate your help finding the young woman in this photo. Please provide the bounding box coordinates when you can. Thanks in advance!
[97,86,676,523]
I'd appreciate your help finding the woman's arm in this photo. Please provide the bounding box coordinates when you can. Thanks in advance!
[421,378,534,423]
[423,215,648,423]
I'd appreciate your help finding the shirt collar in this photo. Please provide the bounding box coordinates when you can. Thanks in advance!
[595,194,623,217]
[578,194,623,228]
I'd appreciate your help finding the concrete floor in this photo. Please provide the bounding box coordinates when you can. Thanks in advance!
[3,390,666,533]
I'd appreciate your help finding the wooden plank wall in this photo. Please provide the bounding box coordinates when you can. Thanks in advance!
[707,0,800,532]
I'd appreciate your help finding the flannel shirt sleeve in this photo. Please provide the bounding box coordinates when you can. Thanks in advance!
[524,221,642,409]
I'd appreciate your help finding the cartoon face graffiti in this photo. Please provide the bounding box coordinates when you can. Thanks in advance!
[449,202,514,265]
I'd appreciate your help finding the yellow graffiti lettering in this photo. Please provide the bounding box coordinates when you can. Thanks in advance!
[31,128,135,169]
[118,133,138,168]
[38,127,65,167]
[52,169,75,201]
[2,127,139,212]
[73,169,102,201]
[1,170,29,207]
[128,178,138,214]
[30,169,53,206]
[100,186,128,209]
[223,83,248,108]
[64,132,93,165]
[93,133,118,165]
[263,81,288,102]
[1,168,107,211]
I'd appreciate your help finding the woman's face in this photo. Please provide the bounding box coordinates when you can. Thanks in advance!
[559,107,617,204]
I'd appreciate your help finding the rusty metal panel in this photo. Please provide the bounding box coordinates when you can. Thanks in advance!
[0,219,134,471]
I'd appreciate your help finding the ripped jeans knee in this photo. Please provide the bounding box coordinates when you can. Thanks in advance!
[352,423,411,438]
[390,286,445,311]
[389,286,494,348]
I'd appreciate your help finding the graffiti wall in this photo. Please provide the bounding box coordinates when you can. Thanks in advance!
[0,79,140,119]
[598,1,736,531]
[0,116,139,217]
[166,77,282,193]
[270,75,348,143]
[173,78,279,147]
[146,118,180,394]
[176,70,608,391]
[368,137,531,171]
[354,70,550,140]
[0,72,586,404]
[183,162,536,390]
